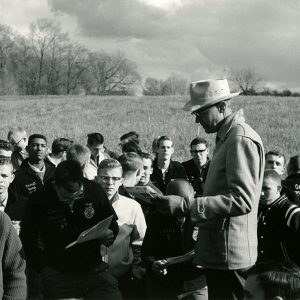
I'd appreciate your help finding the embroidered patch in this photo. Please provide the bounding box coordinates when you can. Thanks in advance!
[84,203,95,219]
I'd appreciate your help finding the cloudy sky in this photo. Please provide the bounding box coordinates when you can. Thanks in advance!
[1,0,300,91]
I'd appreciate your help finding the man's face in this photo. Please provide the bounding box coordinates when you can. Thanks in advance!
[265,154,285,175]
[243,275,265,300]
[139,158,153,185]
[193,105,223,133]
[9,135,27,152]
[54,181,83,205]
[191,143,209,167]
[88,143,105,158]
[157,140,174,160]
[0,164,14,195]
[260,177,281,205]
[97,167,124,200]
[26,138,47,162]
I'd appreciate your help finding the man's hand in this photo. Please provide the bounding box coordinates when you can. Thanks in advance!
[131,265,146,280]
[152,194,189,215]
[100,229,114,246]
[152,259,168,276]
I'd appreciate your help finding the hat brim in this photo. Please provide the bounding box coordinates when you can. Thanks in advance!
[183,92,240,112]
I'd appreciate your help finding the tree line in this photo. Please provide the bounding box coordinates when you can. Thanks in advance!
[0,19,299,97]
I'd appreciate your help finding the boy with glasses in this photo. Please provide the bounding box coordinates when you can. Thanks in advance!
[97,158,146,300]
[182,137,210,196]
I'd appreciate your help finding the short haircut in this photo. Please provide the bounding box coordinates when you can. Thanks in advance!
[7,127,27,141]
[54,160,83,193]
[87,133,104,146]
[264,169,282,186]
[0,156,13,172]
[0,140,13,151]
[287,155,300,175]
[266,150,286,165]
[247,261,300,300]
[28,134,47,145]
[98,159,123,175]
[140,152,153,166]
[118,152,143,173]
[66,144,91,166]
[51,138,73,155]
[190,137,208,148]
[120,131,139,144]
[165,179,194,202]
[157,136,173,148]
[121,141,142,155]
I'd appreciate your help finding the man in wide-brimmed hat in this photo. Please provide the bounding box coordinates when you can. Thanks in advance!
[155,79,265,299]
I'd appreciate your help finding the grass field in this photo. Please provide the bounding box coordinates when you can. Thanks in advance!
[0,95,299,163]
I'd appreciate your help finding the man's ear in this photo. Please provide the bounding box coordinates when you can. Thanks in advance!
[277,185,282,193]
[150,167,153,175]
[10,174,15,184]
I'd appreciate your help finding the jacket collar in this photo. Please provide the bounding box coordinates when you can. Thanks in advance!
[217,109,245,142]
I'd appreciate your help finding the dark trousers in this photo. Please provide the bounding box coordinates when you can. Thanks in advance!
[205,267,250,300]
[41,265,123,300]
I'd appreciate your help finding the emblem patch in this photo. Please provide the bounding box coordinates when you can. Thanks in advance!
[84,203,95,219]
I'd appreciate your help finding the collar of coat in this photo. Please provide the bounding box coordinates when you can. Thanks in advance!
[217,109,245,142]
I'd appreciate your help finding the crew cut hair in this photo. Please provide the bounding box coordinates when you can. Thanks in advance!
[28,134,47,145]
[98,159,123,175]
[190,137,208,148]
[118,152,143,173]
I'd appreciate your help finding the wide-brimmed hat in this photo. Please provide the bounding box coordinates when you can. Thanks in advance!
[183,78,239,112]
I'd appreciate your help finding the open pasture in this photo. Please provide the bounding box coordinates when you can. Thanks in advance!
[0,95,299,162]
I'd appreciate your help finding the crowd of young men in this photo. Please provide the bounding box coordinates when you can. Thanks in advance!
[0,78,300,300]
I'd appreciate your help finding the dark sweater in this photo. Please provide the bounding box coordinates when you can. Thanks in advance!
[151,159,186,194]
[0,211,27,299]
[11,158,55,197]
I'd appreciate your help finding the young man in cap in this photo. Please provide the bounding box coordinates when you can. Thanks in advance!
[182,137,210,196]
[11,134,55,197]
[155,79,265,300]
[7,127,28,171]
[283,155,300,200]
[20,160,121,300]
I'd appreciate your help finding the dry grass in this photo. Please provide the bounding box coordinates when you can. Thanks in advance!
[0,95,299,162]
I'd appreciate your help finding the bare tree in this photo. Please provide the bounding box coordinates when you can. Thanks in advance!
[230,68,264,95]
[85,51,140,95]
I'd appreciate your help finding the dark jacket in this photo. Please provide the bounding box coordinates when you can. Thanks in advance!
[257,194,300,264]
[20,179,118,274]
[11,158,55,197]
[142,211,205,291]
[282,174,300,203]
[181,159,210,196]
[4,187,28,221]
[151,159,186,194]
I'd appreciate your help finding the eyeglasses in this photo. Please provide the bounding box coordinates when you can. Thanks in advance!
[190,148,207,154]
[9,138,24,147]
[191,105,215,117]
[98,176,122,183]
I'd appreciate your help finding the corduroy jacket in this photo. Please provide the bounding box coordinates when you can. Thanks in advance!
[191,110,265,270]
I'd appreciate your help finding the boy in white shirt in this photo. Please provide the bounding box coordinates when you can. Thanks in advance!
[97,158,147,299]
